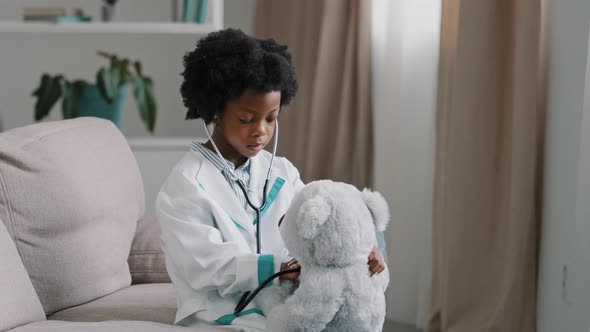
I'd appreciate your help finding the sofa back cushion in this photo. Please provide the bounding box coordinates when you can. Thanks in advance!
[0,220,46,330]
[0,117,145,314]
[128,216,171,284]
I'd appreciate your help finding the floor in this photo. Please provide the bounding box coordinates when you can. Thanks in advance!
[383,321,421,332]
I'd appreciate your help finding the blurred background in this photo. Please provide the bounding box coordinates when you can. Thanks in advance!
[0,1,589,331]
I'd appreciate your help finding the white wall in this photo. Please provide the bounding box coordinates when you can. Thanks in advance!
[537,1,590,331]
[0,0,254,138]
[373,0,440,326]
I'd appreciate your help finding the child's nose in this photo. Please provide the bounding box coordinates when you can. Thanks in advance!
[252,121,267,137]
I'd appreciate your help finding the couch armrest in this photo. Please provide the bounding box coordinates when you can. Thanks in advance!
[128,216,171,284]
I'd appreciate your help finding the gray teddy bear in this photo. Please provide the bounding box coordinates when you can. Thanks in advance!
[257,180,390,332]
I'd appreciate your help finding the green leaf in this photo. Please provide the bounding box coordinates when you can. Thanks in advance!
[110,56,130,85]
[61,81,85,119]
[131,76,156,133]
[32,74,63,121]
[133,61,143,77]
[110,66,120,92]
[118,58,130,84]
[96,67,119,103]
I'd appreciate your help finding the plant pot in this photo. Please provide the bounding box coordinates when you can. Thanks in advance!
[78,83,127,127]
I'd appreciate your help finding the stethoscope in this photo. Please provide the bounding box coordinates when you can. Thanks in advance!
[202,119,279,254]
[203,120,301,314]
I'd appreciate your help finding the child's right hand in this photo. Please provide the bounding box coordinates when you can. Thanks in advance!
[279,259,300,280]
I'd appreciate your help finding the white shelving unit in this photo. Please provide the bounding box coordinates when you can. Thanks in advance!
[0,21,220,34]
[0,0,223,34]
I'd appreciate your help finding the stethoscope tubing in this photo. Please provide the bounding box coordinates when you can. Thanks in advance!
[233,267,301,314]
[235,178,269,254]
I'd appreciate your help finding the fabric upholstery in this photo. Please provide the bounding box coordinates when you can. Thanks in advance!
[0,117,145,314]
[9,320,247,332]
[128,216,171,284]
[0,220,46,331]
[48,284,176,325]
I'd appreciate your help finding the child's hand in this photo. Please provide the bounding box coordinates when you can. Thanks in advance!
[368,247,385,276]
[280,258,300,280]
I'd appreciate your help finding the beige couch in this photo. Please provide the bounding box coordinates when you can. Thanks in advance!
[0,118,241,332]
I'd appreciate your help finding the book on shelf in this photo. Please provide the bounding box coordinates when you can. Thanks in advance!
[181,0,208,23]
[23,7,65,22]
[182,0,196,22]
[23,7,66,17]
[195,0,208,23]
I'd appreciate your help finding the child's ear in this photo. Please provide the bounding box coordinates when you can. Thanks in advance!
[361,189,390,232]
[297,195,332,240]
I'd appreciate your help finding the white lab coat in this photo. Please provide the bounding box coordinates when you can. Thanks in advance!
[156,148,304,330]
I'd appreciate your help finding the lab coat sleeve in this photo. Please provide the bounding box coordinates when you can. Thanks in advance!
[156,168,281,297]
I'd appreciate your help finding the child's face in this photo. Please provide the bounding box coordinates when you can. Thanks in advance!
[213,89,281,165]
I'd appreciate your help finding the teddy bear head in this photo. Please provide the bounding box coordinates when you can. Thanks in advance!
[280,180,389,267]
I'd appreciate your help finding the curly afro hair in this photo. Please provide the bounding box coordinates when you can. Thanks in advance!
[181,28,298,124]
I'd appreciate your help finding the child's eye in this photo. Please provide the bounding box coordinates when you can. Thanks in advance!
[239,118,252,124]
[267,117,277,123]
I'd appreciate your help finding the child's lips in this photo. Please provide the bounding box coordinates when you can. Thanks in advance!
[247,143,264,151]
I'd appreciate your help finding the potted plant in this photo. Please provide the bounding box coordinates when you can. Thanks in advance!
[32,50,157,133]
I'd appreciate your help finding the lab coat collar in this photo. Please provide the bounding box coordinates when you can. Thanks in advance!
[195,151,283,235]
[196,158,254,234]
[249,152,281,208]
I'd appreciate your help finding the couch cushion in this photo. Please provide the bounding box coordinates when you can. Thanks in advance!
[47,284,177,325]
[0,117,145,314]
[9,320,246,332]
[0,220,46,331]
[128,216,171,284]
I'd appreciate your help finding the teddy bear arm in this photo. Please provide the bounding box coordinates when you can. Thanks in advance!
[376,265,390,292]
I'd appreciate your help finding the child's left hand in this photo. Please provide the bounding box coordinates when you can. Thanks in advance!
[368,247,385,276]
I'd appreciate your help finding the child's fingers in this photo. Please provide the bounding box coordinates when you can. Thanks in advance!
[287,259,300,269]
[280,261,301,280]
[367,249,376,263]
[368,248,385,277]
[368,260,379,276]
[280,270,300,280]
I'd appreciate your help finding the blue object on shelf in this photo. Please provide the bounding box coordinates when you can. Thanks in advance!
[195,0,208,23]
[56,15,92,23]
[183,0,196,22]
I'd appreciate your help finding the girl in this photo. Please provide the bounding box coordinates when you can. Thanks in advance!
[156,28,385,331]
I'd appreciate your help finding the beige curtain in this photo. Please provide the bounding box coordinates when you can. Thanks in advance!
[253,0,373,188]
[427,0,549,331]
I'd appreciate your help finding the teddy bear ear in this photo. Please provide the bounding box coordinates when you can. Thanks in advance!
[297,194,332,240]
[361,189,390,232]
